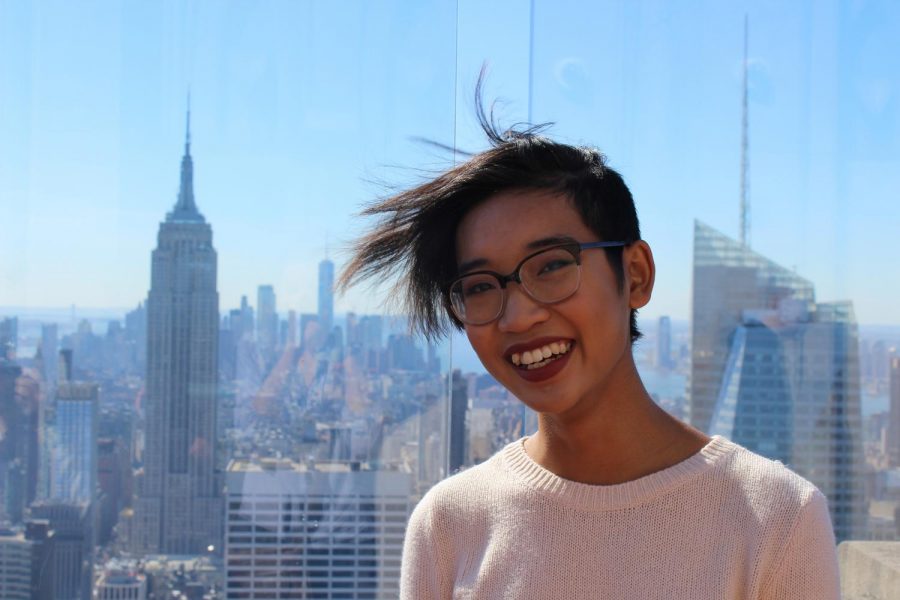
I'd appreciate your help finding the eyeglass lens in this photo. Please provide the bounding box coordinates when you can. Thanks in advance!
[450,247,581,324]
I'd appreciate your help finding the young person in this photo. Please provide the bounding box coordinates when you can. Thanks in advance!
[339,97,841,599]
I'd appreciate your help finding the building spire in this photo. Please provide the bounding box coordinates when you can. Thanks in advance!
[167,92,204,222]
[185,90,192,155]
[739,15,750,247]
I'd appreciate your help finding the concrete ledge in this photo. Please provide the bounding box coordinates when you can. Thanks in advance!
[839,542,900,600]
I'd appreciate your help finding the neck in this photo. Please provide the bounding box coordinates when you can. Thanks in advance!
[528,353,709,485]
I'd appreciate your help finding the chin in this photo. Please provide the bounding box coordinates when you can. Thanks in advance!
[508,381,576,413]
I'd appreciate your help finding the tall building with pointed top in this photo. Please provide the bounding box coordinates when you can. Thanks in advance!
[132,107,221,555]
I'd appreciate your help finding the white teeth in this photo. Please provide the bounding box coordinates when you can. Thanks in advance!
[509,340,572,367]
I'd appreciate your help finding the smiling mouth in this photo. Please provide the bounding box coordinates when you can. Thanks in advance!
[510,340,572,370]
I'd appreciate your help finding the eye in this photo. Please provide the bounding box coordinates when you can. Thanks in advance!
[536,257,575,275]
[463,280,497,297]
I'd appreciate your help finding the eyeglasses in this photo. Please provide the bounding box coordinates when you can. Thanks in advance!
[447,241,628,325]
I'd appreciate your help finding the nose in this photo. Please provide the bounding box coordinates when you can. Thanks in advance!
[497,284,550,333]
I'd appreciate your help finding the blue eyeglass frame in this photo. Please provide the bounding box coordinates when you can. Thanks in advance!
[447,240,630,324]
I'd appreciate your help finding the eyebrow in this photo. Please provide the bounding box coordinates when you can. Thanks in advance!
[456,234,579,275]
[525,235,579,250]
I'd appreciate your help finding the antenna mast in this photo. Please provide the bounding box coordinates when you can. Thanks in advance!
[740,16,750,247]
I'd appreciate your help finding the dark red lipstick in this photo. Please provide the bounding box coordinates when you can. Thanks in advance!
[504,338,575,384]
[515,350,571,383]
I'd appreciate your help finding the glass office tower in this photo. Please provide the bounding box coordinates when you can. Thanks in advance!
[51,382,98,502]
[689,221,816,433]
[692,221,865,541]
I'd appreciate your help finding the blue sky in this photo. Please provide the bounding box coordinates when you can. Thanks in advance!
[1,0,898,328]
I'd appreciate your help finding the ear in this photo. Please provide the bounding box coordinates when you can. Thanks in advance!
[624,241,655,309]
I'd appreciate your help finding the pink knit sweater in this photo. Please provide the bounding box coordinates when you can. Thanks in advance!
[400,435,840,599]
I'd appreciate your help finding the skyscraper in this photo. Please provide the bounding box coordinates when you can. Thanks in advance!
[889,356,900,468]
[225,458,410,598]
[0,360,39,524]
[692,221,865,541]
[0,317,17,359]
[50,382,98,503]
[133,106,221,555]
[689,221,814,432]
[96,437,129,545]
[299,313,321,353]
[0,521,54,600]
[40,324,58,388]
[0,526,36,600]
[286,309,297,349]
[240,295,254,341]
[256,284,277,358]
[360,315,384,373]
[29,501,93,600]
[0,360,24,522]
[124,302,147,376]
[318,258,335,337]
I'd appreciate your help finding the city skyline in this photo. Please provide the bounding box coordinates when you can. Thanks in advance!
[0,2,897,595]
[0,141,895,596]
[1,1,898,327]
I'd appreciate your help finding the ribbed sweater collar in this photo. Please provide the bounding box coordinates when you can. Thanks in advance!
[500,434,735,511]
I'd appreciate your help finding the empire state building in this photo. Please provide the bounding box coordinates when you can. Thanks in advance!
[133,108,222,554]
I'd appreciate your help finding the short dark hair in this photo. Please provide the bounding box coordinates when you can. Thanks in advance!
[339,84,643,343]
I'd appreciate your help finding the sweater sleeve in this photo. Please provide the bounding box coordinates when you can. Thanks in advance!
[399,495,453,600]
[760,489,841,600]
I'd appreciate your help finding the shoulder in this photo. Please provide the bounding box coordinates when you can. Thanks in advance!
[701,438,838,595]
[415,450,511,510]
[716,439,822,509]
[408,446,513,531]
[707,438,833,549]
[714,443,841,597]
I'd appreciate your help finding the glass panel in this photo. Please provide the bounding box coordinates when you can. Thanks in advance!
[3,0,897,596]
[1,1,456,596]
[452,0,898,558]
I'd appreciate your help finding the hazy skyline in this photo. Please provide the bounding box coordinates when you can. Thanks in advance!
[2,0,898,326]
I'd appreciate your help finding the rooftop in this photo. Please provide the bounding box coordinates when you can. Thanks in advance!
[227,457,371,473]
